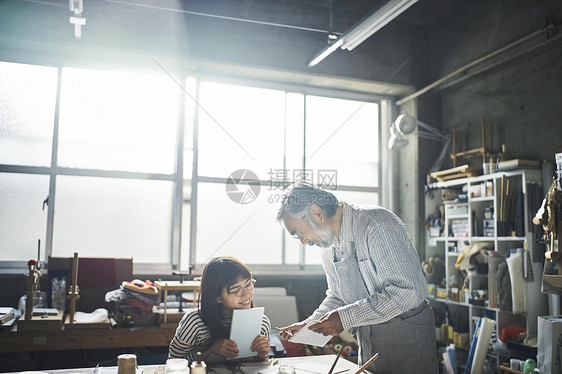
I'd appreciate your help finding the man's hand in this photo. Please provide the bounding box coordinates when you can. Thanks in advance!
[309,311,343,336]
[211,338,239,358]
[278,322,306,340]
[251,335,270,359]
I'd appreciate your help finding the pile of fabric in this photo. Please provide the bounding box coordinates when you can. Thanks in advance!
[105,279,159,315]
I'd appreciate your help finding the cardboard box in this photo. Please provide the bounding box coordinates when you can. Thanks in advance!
[538,315,562,374]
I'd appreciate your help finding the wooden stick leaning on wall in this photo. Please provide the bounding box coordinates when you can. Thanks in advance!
[68,252,80,324]
[500,175,505,222]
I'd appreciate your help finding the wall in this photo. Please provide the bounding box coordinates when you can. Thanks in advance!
[410,0,562,258]
[427,0,562,167]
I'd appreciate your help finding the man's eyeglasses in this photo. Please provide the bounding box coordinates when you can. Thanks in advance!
[227,278,256,297]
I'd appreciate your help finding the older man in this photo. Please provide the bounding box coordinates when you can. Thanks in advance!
[277,184,438,374]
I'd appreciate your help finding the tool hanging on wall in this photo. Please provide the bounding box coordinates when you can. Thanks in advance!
[24,259,41,320]
[19,241,64,331]
[67,252,80,324]
[533,153,562,289]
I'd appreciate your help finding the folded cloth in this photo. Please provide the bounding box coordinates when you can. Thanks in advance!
[125,298,154,315]
[122,279,158,295]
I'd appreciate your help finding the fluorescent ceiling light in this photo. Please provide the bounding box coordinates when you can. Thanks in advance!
[308,0,418,67]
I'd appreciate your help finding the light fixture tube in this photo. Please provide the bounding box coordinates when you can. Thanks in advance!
[342,0,418,51]
[307,0,418,67]
[308,39,344,67]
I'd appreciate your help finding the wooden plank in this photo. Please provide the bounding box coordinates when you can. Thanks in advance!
[438,170,479,182]
[17,310,64,331]
[154,280,200,291]
[430,164,471,178]
[0,326,176,352]
[64,316,112,330]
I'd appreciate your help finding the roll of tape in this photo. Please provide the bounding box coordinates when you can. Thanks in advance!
[117,354,137,374]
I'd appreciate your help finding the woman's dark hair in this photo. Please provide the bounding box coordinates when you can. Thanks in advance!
[199,256,253,341]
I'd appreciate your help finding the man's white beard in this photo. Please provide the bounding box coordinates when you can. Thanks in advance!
[307,217,336,248]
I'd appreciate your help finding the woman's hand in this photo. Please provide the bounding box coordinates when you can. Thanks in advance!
[211,338,239,358]
[251,335,270,359]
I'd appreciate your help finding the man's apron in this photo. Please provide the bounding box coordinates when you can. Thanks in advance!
[332,242,438,374]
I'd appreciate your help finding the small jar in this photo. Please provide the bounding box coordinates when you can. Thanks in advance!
[165,358,189,374]
[278,365,296,374]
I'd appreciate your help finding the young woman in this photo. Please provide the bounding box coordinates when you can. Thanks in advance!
[168,256,271,363]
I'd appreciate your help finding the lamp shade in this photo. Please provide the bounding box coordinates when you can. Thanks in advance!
[395,113,417,134]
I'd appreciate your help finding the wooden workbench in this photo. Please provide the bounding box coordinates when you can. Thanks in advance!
[0,325,176,352]
[1,354,373,374]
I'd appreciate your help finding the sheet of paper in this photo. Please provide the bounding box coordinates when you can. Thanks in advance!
[288,320,332,347]
[242,364,348,374]
[229,307,264,359]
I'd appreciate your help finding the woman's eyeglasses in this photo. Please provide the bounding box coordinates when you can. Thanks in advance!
[227,278,256,297]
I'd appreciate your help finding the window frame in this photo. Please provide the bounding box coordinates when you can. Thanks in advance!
[0,60,392,275]
[185,74,385,273]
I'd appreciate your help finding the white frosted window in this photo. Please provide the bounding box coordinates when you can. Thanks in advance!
[197,82,285,179]
[195,182,282,265]
[52,176,174,263]
[0,173,49,261]
[58,67,180,173]
[0,62,57,166]
[306,96,379,187]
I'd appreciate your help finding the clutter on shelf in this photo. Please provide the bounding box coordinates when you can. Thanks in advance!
[105,279,160,326]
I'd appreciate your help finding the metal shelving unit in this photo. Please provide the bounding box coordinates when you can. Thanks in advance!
[425,168,547,372]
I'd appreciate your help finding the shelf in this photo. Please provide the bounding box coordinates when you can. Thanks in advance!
[448,300,470,307]
[471,236,495,241]
[428,169,532,189]
[447,214,469,219]
[496,236,526,241]
[470,196,494,202]
[424,168,543,350]
[470,304,499,311]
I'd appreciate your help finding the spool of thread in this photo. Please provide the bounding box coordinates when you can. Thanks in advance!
[117,354,137,374]
[190,361,207,374]
[333,344,343,353]
[342,345,353,356]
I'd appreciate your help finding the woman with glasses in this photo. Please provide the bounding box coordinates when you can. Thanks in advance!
[169,256,271,364]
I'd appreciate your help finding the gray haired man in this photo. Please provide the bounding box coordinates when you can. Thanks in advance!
[277,184,438,374]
